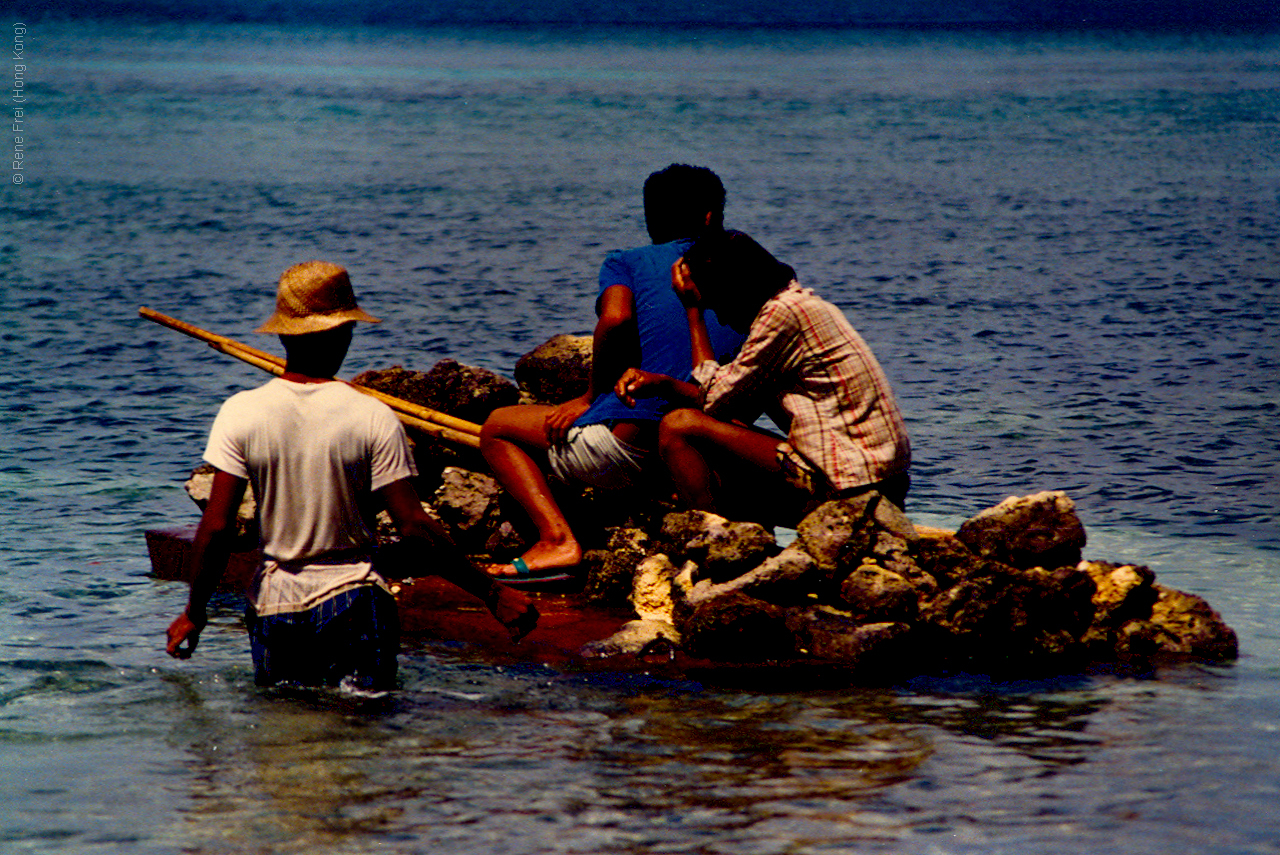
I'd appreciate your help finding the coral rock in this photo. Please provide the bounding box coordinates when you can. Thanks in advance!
[956,490,1087,570]
[430,467,506,551]
[786,608,913,668]
[679,591,793,662]
[581,619,681,660]
[513,334,592,404]
[352,360,519,425]
[837,562,919,623]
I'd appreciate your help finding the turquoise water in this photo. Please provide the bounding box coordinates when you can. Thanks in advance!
[2,18,1279,853]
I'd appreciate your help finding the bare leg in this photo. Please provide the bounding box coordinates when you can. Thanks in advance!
[478,405,582,577]
[657,408,787,513]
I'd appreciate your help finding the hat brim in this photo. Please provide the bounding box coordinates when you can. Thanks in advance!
[255,307,382,335]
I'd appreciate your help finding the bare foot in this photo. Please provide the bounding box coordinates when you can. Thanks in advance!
[484,539,582,579]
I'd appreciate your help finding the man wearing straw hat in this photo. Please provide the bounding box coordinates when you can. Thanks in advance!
[166,260,537,692]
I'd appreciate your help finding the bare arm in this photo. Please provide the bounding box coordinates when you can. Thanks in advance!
[610,260,716,409]
[379,478,538,641]
[545,284,638,444]
[672,259,717,367]
[614,368,702,410]
[166,468,247,659]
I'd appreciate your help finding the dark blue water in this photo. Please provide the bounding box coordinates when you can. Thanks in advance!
[2,17,1278,854]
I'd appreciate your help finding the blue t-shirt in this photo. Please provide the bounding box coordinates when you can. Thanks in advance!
[576,239,747,427]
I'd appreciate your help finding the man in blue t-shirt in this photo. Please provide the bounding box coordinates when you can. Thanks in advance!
[480,164,745,583]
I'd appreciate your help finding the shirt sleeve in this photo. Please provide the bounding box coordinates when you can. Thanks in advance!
[699,296,799,421]
[368,406,417,492]
[202,395,251,480]
[595,250,632,314]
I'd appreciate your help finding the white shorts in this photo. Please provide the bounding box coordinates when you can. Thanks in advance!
[546,423,650,491]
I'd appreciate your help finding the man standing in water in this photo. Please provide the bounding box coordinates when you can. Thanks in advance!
[166,261,537,691]
[479,164,746,583]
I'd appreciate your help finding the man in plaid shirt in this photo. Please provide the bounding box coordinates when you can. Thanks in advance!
[615,230,911,523]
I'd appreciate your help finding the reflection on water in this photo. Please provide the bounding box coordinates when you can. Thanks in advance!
[155,654,1137,855]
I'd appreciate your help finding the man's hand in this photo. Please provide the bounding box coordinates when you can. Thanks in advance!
[544,394,592,446]
[671,259,702,308]
[614,367,667,408]
[491,587,539,642]
[166,610,205,659]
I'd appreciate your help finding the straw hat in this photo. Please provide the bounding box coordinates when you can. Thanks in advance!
[256,260,381,335]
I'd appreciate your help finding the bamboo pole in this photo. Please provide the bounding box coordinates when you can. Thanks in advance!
[139,306,483,448]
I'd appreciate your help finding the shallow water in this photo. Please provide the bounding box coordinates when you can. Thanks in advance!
[2,18,1279,854]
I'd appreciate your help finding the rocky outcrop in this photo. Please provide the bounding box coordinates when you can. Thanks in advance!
[182,345,1239,680]
[576,490,1237,676]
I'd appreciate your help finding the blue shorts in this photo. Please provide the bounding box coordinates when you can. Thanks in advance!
[245,585,399,691]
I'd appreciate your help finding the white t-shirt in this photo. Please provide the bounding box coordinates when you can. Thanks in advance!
[203,378,416,614]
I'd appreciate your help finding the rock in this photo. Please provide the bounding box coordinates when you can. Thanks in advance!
[683,519,779,583]
[1079,571,1238,665]
[483,519,528,555]
[607,525,652,556]
[582,527,653,605]
[796,494,917,583]
[1142,585,1238,660]
[796,499,876,575]
[732,545,822,606]
[631,554,680,622]
[837,561,919,623]
[918,560,1096,671]
[580,619,681,660]
[679,591,794,662]
[955,490,1087,570]
[1080,560,1158,626]
[911,532,987,590]
[352,360,519,425]
[513,334,592,404]
[430,467,507,552]
[185,463,257,542]
[655,510,730,562]
[667,545,819,621]
[785,607,913,668]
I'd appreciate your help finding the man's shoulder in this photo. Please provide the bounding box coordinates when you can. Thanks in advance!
[772,282,837,313]
[601,239,693,273]
[217,379,282,412]
[321,382,402,421]
[220,380,393,421]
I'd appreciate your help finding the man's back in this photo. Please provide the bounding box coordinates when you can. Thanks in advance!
[204,378,414,563]
[575,239,745,428]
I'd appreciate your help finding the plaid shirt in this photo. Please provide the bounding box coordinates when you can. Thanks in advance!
[693,282,911,492]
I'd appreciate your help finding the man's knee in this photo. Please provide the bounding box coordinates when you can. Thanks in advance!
[479,415,504,446]
[658,407,705,445]
[480,405,537,447]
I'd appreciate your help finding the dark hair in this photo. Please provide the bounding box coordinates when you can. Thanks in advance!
[643,163,726,244]
[684,230,795,310]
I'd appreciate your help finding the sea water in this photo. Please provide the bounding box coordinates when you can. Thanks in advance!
[1,15,1279,854]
